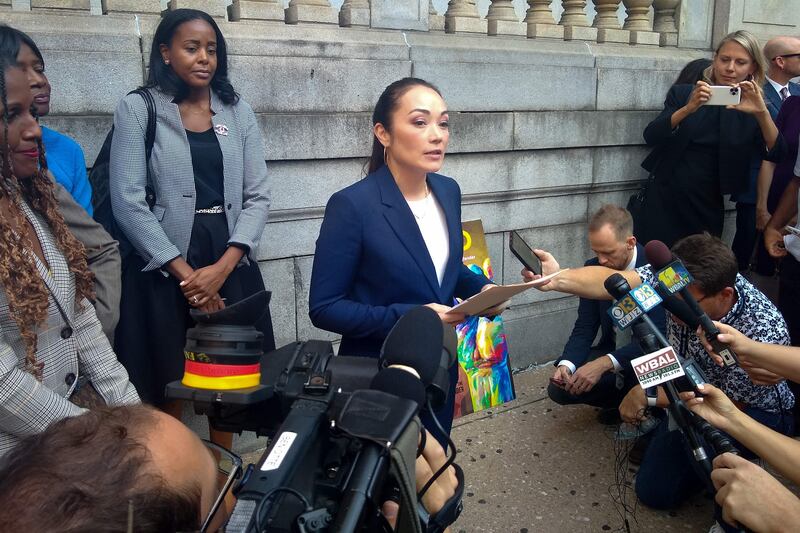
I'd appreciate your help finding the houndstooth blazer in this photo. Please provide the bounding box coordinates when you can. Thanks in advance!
[109,86,270,272]
[0,200,139,457]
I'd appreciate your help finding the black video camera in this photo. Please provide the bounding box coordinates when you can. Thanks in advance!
[167,292,460,533]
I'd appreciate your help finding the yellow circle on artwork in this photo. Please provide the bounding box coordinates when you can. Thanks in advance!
[463,230,472,251]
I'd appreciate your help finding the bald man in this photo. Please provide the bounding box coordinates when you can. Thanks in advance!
[732,36,800,273]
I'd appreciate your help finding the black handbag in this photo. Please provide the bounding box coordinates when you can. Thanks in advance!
[627,168,656,234]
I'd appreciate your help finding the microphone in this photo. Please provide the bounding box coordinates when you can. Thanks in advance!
[370,367,426,412]
[379,306,457,409]
[645,240,739,367]
[603,273,670,349]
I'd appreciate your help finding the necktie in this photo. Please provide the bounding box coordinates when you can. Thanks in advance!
[781,87,789,101]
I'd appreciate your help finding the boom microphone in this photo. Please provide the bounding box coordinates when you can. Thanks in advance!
[645,240,739,366]
[379,306,457,409]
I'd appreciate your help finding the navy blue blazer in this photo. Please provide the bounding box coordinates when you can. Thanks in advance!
[557,243,666,371]
[309,165,490,357]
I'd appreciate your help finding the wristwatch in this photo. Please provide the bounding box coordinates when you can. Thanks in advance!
[645,387,658,407]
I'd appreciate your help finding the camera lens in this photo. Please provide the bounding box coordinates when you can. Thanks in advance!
[730,87,738,95]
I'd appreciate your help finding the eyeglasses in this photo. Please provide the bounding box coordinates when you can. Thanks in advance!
[775,53,800,60]
[200,440,243,533]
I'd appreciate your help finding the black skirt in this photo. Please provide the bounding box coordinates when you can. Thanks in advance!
[115,213,275,405]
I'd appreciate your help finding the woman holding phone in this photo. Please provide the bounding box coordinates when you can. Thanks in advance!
[636,30,783,247]
[309,77,505,440]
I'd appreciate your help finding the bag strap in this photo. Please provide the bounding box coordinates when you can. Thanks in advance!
[128,88,157,207]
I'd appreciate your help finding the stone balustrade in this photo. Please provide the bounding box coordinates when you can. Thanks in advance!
[0,0,683,47]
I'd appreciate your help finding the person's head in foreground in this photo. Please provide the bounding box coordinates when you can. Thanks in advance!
[0,405,238,532]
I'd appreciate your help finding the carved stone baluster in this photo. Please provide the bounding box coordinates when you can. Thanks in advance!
[653,0,679,46]
[430,1,445,31]
[445,0,488,34]
[339,0,369,27]
[525,0,564,39]
[559,0,597,41]
[487,0,524,36]
[623,0,659,45]
[228,0,284,22]
[168,0,227,18]
[286,0,338,25]
[594,0,629,44]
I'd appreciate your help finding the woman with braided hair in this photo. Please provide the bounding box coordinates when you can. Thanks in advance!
[0,59,139,457]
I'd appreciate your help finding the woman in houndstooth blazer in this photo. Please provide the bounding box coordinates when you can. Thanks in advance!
[109,9,273,445]
[0,61,139,457]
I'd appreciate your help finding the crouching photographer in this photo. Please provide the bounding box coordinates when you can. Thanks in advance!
[681,383,800,531]
[0,404,458,532]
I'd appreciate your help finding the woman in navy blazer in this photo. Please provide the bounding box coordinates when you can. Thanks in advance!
[309,78,496,437]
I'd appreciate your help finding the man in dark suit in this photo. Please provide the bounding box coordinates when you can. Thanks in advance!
[548,206,666,415]
[732,36,800,271]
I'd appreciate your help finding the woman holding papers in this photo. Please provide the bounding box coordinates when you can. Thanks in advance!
[309,77,502,437]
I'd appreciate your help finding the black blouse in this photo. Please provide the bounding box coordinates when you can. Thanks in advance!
[186,128,224,210]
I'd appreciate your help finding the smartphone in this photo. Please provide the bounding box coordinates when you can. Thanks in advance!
[509,230,541,275]
[705,85,741,106]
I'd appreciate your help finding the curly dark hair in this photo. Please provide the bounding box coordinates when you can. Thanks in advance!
[0,61,94,378]
[0,405,201,532]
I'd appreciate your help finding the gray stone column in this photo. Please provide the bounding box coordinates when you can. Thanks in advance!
[168,0,227,18]
[228,0,284,22]
[525,0,564,39]
[559,1,597,41]
[430,0,445,31]
[339,0,369,27]
[445,0,487,34]
[653,0,679,46]
[286,0,338,25]
[487,0,524,36]
[594,0,628,43]
[622,0,659,44]
[101,0,162,14]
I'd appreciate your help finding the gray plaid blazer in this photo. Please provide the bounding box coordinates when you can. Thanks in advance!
[109,86,270,271]
[0,201,139,457]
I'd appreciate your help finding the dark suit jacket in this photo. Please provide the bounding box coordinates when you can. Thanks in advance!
[641,84,785,196]
[764,80,800,119]
[309,165,490,357]
[557,243,666,371]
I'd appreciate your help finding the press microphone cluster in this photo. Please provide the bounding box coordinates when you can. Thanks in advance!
[644,240,739,367]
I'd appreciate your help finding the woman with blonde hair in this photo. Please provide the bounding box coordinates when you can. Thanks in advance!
[636,30,783,247]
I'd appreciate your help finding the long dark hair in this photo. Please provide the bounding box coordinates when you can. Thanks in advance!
[0,25,44,67]
[0,59,93,379]
[366,77,443,175]
[147,8,238,105]
[673,58,712,85]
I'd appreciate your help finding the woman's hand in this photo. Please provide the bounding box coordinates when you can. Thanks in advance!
[521,249,560,291]
[684,81,712,114]
[477,284,509,317]
[679,383,740,432]
[697,322,756,367]
[731,80,768,115]
[426,303,465,327]
[180,263,229,306]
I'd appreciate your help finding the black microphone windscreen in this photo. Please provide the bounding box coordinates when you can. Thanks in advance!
[370,367,426,410]
[380,306,443,384]
[645,240,673,270]
[653,282,701,329]
[603,272,631,300]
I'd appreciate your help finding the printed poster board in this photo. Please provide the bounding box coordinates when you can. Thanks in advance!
[453,220,516,418]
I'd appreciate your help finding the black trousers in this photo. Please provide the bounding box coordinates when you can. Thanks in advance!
[732,202,757,272]
[547,350,638,409]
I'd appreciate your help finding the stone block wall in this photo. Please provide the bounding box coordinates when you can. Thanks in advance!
[2,1,797,450]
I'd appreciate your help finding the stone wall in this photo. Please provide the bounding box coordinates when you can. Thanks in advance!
[0,1,797,449]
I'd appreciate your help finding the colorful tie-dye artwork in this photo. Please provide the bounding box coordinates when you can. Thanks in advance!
[453,220,516,418]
